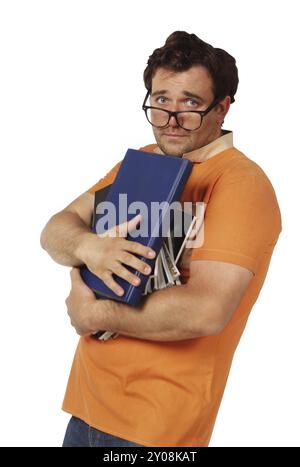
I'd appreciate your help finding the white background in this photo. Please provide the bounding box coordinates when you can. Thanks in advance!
[0,0,299,447]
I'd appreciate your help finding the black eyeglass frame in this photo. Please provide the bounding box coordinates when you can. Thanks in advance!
[142,90,220,131]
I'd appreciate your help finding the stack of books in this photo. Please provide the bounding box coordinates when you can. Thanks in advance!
[97,212,197,341]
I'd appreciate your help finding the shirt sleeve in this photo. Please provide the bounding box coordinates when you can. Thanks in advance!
[87,161,122,194]
[191,174,282,274]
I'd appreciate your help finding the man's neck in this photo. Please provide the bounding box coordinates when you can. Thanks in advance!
[155,130,233,163]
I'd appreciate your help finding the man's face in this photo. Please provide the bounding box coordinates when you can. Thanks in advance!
[150,65,227,156]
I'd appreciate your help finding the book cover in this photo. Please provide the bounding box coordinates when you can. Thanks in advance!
[80,148,192,306]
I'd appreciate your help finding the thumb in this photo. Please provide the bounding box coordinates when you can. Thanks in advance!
[116,213,143,238]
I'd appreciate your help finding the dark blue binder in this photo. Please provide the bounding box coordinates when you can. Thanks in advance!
[80,148,192,306]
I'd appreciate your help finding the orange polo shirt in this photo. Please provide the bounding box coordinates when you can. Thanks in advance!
[62,132,281,446]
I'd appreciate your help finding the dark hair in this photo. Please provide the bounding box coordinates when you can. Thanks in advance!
[143,31,239,103]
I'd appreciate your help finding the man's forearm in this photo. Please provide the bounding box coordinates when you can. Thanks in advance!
[40,211,92,266]
[92,284,216,341]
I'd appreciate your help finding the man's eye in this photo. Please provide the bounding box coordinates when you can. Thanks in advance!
[185,98,199,107]
[156,96,167,105]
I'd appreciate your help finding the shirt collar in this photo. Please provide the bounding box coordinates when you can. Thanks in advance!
[154,130,233,163]
[182,130,233,163]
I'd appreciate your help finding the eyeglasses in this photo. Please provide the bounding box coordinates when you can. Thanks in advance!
[142,91,219,131]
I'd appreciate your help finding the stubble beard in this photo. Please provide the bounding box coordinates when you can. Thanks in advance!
[154,132,193,157]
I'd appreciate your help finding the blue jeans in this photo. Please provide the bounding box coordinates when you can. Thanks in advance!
[63,416,144,447]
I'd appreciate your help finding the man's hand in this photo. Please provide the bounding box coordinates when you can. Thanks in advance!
[77,214,156,297]
[65,268,103,336]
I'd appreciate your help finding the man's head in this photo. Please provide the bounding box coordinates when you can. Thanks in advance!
[143,31,238,156]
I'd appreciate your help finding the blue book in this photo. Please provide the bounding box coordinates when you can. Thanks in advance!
[80,148,192,306]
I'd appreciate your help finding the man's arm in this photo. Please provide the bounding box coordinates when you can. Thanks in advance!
[40,192,94,266]
[40,192,156,295]
[68,260,253,340]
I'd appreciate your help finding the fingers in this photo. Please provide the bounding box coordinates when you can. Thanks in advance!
[119,251,152,276]
[96,262,144,297]
[83,223,157,296]
[114,261,142,287]
[101,248,153,295]
[125,240,156,260]
[100,271,125,297]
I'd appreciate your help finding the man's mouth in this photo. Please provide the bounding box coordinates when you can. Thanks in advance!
[163,133,187,138]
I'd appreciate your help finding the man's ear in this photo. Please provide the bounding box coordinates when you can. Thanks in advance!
[216,95,231,122]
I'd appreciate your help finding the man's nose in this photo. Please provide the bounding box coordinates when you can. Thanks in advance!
[169,114,179,128]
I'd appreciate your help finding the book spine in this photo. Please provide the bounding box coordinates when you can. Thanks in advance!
[125,161,191,304]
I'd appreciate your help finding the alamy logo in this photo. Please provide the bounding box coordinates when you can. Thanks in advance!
[95,194,205,249]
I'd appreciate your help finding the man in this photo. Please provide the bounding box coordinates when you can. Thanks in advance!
[40,31,281,447]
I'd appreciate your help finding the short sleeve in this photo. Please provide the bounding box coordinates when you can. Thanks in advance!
[191,175,282,274]
[87,161,122,194]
